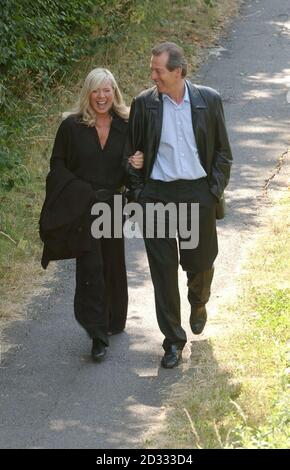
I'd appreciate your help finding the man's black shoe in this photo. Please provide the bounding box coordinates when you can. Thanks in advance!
[161,345,182,369]
[91,339,107,361]
[190,305,207,334]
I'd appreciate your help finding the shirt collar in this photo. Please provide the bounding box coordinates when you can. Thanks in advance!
[163,83,190,105]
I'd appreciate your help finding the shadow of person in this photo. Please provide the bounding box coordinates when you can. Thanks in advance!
[152,337,242,449]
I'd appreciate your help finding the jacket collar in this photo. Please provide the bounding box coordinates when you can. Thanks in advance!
[111,112,127,133]
[150,86,162,104]
[185,80,207,109]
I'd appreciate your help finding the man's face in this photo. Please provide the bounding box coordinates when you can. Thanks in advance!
[150,52,181,94]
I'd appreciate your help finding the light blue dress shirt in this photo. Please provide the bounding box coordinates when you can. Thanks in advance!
[150,84,207,181]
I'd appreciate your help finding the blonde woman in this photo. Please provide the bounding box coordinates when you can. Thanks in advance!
[40,68,143,361]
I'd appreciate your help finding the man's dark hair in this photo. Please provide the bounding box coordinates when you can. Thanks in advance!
[151,42,187,78]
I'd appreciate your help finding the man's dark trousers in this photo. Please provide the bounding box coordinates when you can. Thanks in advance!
[140,177,217,351]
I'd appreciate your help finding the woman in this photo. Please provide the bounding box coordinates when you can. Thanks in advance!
[40,68,143,361]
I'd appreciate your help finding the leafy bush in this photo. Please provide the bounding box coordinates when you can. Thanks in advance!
[0,0,154,92]
[0,0,96,86]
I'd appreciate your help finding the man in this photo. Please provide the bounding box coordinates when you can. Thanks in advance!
[125,42,232,368]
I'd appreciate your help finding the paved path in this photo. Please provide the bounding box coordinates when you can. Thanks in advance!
[0,0,289,449]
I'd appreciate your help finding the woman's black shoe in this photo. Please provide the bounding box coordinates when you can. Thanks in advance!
[91,339,107,361]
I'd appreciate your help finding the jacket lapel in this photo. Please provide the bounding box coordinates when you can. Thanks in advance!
[146,87,163,173]
[186,80,207,169]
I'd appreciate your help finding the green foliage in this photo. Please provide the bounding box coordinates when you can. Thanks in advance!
[0,0,94,175]
[0,0,154,93]
[232,394,290,448]
[253,288,290,338]
[0,0,96,85]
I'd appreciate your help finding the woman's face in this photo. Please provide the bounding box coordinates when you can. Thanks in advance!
[89,80,114,116]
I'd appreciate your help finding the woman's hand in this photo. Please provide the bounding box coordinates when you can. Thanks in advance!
[128,151,144,170]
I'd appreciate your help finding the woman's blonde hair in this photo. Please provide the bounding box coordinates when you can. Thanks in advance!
[63,68,129,124]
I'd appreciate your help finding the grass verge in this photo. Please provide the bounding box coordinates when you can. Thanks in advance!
[145,171,290,449]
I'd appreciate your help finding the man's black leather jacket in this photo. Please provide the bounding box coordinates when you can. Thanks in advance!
[124,80,232,214]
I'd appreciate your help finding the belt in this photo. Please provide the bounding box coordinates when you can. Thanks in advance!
[148,177,206,184]
[94,187,124,202]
